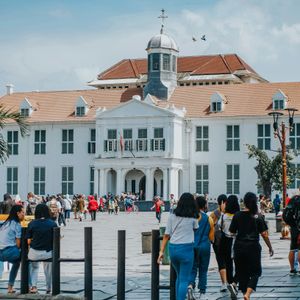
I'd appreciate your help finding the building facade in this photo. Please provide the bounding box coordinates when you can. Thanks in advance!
[1,29,300,201]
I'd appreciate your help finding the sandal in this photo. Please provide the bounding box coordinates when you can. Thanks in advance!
[7,289,16,294]
[30,287,38,294]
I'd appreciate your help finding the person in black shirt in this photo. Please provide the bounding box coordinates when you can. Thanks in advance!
[228,192,273,300]
[26,204,57,294]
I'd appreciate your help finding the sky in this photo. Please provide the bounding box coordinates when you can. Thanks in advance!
[0,0,299,95]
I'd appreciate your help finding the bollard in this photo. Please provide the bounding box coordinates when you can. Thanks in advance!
[20,228,29,294]
[151,230,160,300]
[52,227,61,296]
[117,230,126,300]
[169,263,176,300]
[84,227,93,300]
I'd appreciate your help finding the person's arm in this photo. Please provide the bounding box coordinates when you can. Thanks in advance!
[157,234,170,263]
[208,217,215,242]
[261,231,274,256]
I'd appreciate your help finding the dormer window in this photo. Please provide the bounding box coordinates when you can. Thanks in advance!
[211,102,222,112]
[75,96,88,117]
[20,108,30,117]
[210,92,225,113]
[76,106,86,117]
[272,90,287,110]
[20,97,33,117]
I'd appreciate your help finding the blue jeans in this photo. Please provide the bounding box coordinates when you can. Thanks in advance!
[64,210,71,219]
[0,246,21,286]
[189,241,211,292]
[169,243,194,300]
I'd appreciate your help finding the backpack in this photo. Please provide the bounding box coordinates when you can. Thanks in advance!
[49,200,59,219]
[283,197,300,229]
[212,209,222,246]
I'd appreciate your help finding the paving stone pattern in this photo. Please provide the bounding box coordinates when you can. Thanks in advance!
[0,212,299,299]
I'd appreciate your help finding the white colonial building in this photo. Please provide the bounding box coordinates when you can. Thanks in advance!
[1,27,300,201]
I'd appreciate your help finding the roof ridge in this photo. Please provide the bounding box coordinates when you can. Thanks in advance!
[220,54,233,73]
[129,59,139,78]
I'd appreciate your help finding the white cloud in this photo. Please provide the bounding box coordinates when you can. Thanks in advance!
[0,0,300,95]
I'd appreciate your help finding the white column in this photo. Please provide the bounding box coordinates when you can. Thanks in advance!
[146,168,154,201]
[163,168,168,201]
[94,168,99,197]
[99,169,105,197]
[169,168,179,200]
[116,169,123,196]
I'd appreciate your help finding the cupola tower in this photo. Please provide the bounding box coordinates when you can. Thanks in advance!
[143,10,178,100]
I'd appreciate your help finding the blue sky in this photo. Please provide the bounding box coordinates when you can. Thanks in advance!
[0,0,299,94]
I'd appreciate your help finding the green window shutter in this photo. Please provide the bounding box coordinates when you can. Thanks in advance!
[104,140,108,152]
[151,139,154,151]
[162,139,165,151]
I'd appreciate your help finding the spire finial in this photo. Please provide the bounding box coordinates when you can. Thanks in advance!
[158,9,168,34]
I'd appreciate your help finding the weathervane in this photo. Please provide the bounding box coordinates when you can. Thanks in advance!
[158,9,168,34]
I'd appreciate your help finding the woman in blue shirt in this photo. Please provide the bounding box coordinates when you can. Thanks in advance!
[0,205,25,293]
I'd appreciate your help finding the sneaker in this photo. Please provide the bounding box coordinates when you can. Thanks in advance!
[187,287,196,300]
[220,283,227,292]
[290,269,297,276]
[227,283,238,299]
[199,293,208,300]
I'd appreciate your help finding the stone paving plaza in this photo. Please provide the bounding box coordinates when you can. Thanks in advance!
[0,211,300,299]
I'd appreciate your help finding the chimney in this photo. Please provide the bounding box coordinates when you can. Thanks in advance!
[6,84,14,95]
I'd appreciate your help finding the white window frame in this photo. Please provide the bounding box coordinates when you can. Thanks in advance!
[226,125,240,151]
[62,166,74,195]
[226,164,240,194]
[196,165,209,194]
[257,124,271,150]
[196,126,209,152]
[62,129,74,154]
[290,123,300,150]
[7,131,18,155]
[34,130,46,155]
[7,167,18,195]
[34,167,46,195]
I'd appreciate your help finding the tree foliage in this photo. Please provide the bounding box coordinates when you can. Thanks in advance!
[0,104,28,163]
[246,144,298,197]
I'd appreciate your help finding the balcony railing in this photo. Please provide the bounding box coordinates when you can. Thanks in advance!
[103,138,165,152]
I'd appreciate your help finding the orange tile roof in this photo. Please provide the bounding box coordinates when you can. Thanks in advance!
[0,88,143,123]
[164,82,300,118]
[1,82,300,122]
[97,54,259,80]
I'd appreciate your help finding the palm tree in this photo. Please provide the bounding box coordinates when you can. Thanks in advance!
[0,104,28,163]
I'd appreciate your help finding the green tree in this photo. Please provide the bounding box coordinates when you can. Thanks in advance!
[0,104,28,163]
[246,144,298,197]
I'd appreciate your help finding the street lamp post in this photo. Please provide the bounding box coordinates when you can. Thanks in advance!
[269,108,298,208]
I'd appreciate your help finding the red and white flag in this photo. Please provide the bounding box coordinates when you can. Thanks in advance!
[120,133,124,152]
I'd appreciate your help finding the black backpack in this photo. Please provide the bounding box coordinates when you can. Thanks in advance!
[283,196,300,229]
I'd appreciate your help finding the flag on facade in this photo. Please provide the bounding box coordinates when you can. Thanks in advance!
[120,132,124,152]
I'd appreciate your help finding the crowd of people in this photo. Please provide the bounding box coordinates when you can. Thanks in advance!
[158,192,278,300]
[1,190,300,297]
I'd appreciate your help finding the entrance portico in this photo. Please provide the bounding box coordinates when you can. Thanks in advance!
[93,158,186,200]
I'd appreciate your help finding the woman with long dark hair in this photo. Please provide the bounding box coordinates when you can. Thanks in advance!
[157,193,199,300]
[187,196,214,300]
[0,205,25,293]
[219,195,240,289]
[27,204,57,294]
[229,192,273,300]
